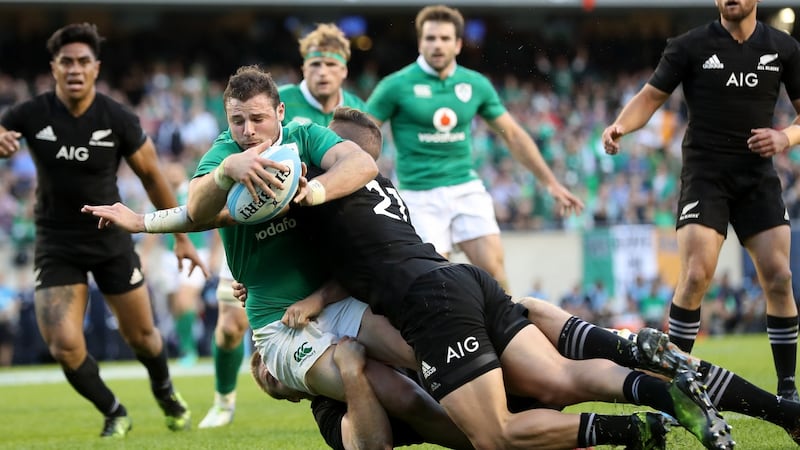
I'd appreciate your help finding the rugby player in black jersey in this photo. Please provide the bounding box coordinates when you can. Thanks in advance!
[293,111,737,449]
[602,0,800,402]
[0,23,205,437]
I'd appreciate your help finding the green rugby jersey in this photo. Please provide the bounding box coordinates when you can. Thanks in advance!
[280,81,367,126]
[366,57,506,190]
[194,121,343,328]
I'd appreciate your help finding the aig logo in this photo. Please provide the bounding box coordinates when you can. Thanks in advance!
[726,72,758,88]
[446,336,479,363]
[55,145,89,161]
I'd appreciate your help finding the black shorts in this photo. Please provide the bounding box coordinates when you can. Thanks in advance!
[310,396,424,450]
[34,232,145,294]
[396,264,531,401]
[677,165,788,243]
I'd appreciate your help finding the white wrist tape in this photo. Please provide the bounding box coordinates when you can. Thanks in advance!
[213,159,235,190]
[144,205,190,233]
[307,179,327,205]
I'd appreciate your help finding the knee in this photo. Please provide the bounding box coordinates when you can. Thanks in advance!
[121,326,159,352]
[47,340,85,368]
[389,380,436,419]
[763,267,793,295]
[682,265,715,291]
[216,320,246,348]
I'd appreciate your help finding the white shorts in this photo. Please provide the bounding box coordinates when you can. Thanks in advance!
[400,179,500,255]
[251,297,368,395]
[216,255,239,306]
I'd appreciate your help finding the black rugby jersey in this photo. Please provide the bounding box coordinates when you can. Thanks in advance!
[649,21,800,165]
[304,170,448,320]
[1,92,146,233]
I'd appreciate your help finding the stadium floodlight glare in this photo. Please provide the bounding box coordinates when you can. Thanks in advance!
[778,8,795,25]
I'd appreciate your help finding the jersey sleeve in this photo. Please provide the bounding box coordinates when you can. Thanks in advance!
[475,74,507,121]
[647,36,688,94]
[365,77,397,122]
[782,38,800,101]
[299,123,345,167]
[113,102,148,157]
[0,100,33,135]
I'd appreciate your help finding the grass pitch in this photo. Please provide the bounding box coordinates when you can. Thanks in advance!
[0,333,796,449]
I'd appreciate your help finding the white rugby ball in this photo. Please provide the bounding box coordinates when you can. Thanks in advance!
[226,143,302,225]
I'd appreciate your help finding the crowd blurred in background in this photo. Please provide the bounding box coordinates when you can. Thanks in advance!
[0,6,797,365]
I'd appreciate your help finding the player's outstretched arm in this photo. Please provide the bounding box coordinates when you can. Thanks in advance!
[82,203,234,233]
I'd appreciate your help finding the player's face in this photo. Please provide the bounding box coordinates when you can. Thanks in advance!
[418,21,462,74]
[50,42,100,101]
[225,93,285,150]
[716,0,758,22]
[302,54,348,103]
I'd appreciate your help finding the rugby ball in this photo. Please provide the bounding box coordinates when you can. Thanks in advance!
[226,143,302,225]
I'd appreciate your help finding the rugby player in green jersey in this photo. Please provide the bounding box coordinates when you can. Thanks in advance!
[197,24,371,428]
[366,5,583,292]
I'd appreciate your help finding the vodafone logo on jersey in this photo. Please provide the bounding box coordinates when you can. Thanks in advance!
[433,108,458,132]
[418,107,467,143]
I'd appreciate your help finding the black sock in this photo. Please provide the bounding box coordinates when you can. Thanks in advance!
[64,355,126,417]
[668,303,701,352]
[622,371,675,418]
[135,339,173,399]
[557,316,639,367]
[699,360,800,429]
[578,413,643,447]
[767,315,799,393]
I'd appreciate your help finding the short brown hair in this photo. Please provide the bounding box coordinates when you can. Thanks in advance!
[47,23,104,59]
[298,23,351,62]
[415,5,464,40]
[329,107,383,160]
[223,65,281,111]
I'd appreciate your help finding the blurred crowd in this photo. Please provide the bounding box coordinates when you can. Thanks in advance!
[0,48,795,365]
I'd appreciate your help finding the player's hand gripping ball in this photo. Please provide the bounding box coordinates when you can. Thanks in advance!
[226,143,302,224]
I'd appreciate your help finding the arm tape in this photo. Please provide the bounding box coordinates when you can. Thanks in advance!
[144,205,191,233]
[307,179,327,206]
[213,158,235,190]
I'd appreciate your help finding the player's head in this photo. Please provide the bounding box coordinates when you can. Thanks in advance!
[250,351,309,403]
[47,22,104,59]
[414,6,463,74]
[329,107,382,161]
[223,65,285,150]
[298,23,351,102]
[47,23,104,102]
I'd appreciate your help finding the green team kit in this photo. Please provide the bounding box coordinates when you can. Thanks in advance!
[366,58,507,191]
[193,122,343,329]
[279,82,367,126]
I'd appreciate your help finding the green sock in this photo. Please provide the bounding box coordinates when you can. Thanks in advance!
[176,311,197,356]
[213,335,245,394]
